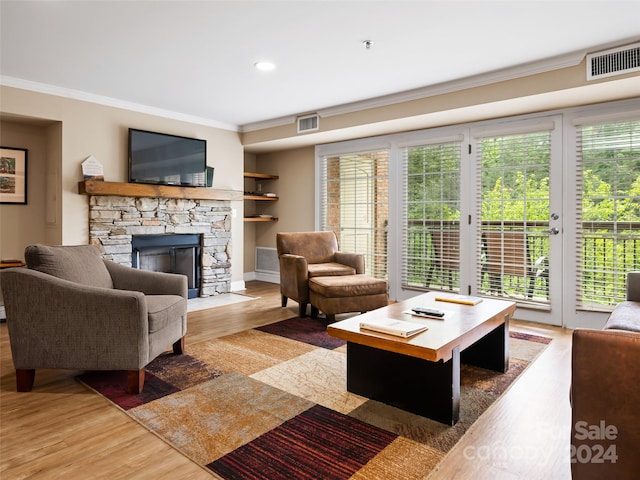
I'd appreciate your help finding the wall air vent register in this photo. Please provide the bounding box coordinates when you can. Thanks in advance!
[586,42,640,80]
[297,114,320,133]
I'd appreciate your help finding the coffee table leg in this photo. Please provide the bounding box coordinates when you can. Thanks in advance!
[461,313,510,372]
[346,342,460,425]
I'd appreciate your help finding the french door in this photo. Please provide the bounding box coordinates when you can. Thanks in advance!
[469,118,563,325]
[399,118,563,325]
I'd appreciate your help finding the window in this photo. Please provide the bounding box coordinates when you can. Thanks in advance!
[475,129,553,304]
[318,150,389,279]
[576,119,640,308]
[401,139,462,292]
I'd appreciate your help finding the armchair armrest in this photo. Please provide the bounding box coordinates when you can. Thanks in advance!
[627,271,640,301]
[334,251,365,274]
[279,253,309,301]
[2,268,150,371]
[104,260,188,299]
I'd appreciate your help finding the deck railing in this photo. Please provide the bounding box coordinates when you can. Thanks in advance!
[405,220,640,306]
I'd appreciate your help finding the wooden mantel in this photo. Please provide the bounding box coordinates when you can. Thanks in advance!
[79,180,243,201]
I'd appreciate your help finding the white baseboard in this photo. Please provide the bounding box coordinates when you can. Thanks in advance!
[256,271,279,284]
[244,271,279,284]
[230,280,246,292]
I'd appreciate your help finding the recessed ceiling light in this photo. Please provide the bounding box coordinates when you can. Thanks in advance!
[254,61,275,71]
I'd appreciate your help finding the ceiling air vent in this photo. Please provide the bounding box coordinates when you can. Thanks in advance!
[297,114,319,133]
[586,42,640,81]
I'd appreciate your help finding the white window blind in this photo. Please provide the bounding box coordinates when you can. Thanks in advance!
[318,150,389,279]
[474,129,552,303]
[575,119,640,309]
[401,140,462,292]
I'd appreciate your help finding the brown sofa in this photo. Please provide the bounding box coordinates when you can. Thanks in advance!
[276,231,364,317]
[1,244,188,394]
[571,272,640,479]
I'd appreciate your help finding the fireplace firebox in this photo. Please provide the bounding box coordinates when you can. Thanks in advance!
[132,234,201,298]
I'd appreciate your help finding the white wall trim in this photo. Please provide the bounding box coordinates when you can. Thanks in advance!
[1,75,239,132]
[243,271,279,284]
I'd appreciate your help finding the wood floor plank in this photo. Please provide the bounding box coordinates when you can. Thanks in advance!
[1,281,573,479]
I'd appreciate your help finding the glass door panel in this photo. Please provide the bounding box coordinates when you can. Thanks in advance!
[403,140,462,293]
[472,119,563,325]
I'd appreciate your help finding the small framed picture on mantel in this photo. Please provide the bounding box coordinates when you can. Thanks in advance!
[0,146,28,205]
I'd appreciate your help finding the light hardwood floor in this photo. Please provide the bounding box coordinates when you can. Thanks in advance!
[0,281,573,479]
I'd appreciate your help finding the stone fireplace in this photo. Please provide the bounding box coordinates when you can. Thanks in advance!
[88,194,232,296]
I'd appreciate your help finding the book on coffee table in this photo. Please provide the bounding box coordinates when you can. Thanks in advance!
[360,318,428,338]
[434,294,483,305]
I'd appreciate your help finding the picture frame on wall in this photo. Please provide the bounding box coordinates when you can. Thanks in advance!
[0,146,28,205]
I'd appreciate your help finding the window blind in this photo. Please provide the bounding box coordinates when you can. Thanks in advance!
[401,140,462,292]
[474,129,553,303]
[318,150,389,279]
[575,119,640,309]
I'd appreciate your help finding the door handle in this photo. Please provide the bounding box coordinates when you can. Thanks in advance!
[546,227,560,235]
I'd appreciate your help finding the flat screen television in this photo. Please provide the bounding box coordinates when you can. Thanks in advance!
[128,128,207,187]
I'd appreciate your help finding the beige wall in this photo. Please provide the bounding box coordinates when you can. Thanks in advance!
[0,121,53,260]
[253,146,316,250]
[0,86,246,282]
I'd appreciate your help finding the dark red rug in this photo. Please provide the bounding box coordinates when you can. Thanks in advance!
[208,404,397,479]
[256,315,346,349]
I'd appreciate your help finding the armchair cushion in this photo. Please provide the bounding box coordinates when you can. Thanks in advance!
[25,244,113,289]
[308,262,356,277]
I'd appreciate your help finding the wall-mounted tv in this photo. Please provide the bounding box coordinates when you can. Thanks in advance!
[128,128,207,187]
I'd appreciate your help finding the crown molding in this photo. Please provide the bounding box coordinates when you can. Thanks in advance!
[0,76,239,132]
[239,114,298,133]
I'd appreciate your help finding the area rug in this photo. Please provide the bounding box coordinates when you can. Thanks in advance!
[78,317,551,480]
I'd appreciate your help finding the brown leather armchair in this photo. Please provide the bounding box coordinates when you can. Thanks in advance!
[276,231,364,317]
[1,244,188,394]
[570,272,640,479]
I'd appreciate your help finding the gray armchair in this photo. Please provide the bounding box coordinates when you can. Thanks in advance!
[276,231,364,317]
[1,244,188,394]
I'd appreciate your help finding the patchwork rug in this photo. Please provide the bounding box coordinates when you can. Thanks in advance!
[78,316,551,479]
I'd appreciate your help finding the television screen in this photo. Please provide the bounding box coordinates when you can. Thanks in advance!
[128,128,207,187]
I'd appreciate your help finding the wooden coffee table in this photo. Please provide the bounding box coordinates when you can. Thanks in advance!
[327,291,516,425]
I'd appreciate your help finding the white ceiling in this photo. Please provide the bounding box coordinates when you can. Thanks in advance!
[1,1,640,131]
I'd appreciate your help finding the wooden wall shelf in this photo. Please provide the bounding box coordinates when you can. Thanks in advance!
[244,195,278,201]
[243,172,279,180]
[79,180,243,201]
[243,171,279,222]
[244,217,279,222]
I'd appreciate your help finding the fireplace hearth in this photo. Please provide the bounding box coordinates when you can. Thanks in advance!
[132,234,201,298]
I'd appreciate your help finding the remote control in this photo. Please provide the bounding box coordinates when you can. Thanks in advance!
[412,306,445,317]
